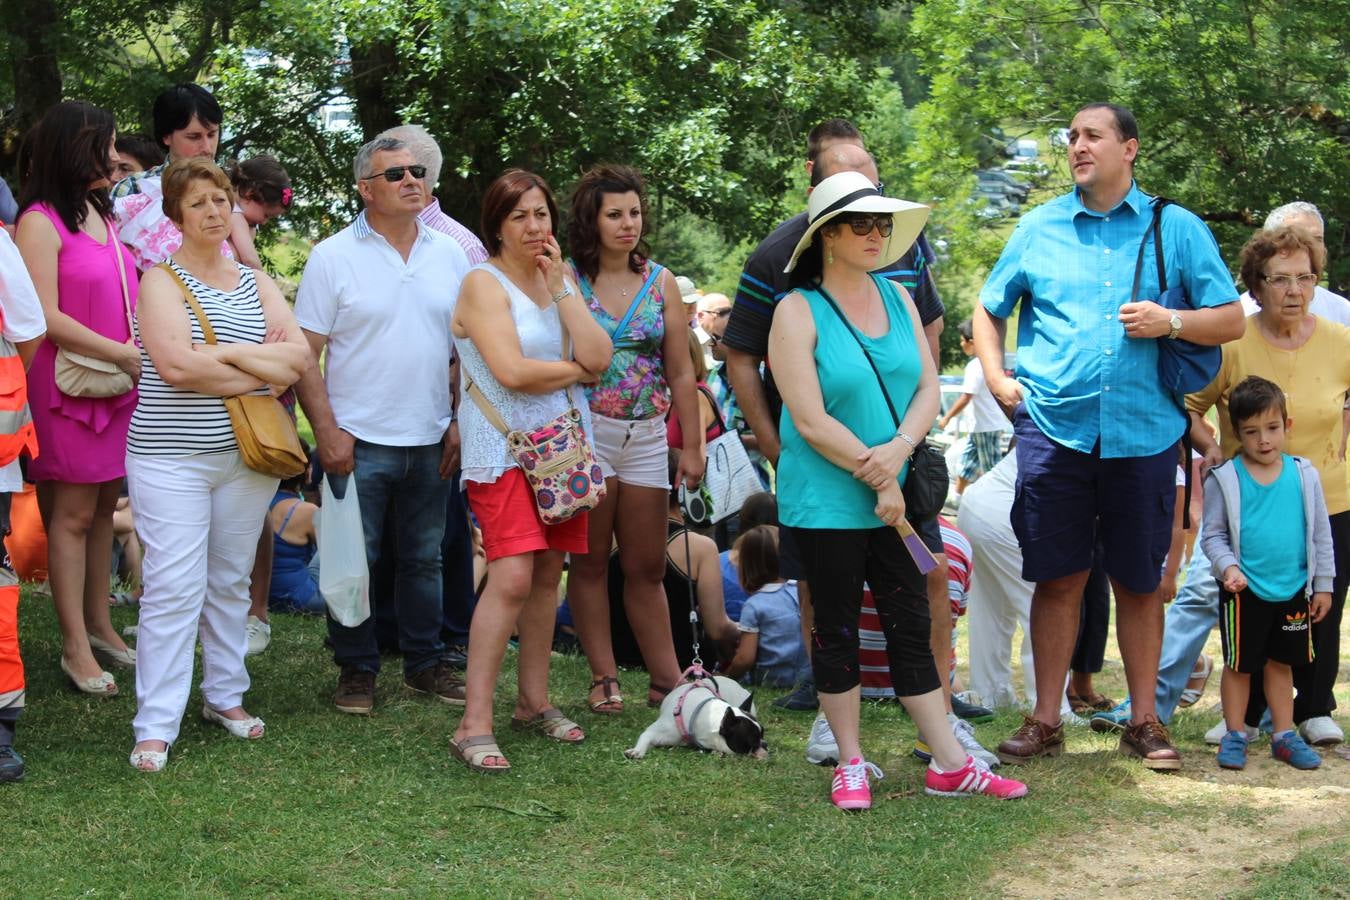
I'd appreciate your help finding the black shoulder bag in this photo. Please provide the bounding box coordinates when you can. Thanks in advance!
[814,283,948,521]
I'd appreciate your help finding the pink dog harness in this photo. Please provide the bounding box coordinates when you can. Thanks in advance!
[671,665,722,749]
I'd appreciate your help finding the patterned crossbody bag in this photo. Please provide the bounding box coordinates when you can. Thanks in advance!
[465,318,606,524]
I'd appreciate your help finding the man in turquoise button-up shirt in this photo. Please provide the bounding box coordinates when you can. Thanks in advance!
[972,103,1244,771]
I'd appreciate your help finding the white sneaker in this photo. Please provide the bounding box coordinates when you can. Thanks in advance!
[805,712,839,766]
[245,616,272,656]
[1298,716,1344,746]
[949,713,1001,768]
[1205,718,1258,745]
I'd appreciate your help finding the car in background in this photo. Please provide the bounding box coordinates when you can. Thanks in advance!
[974,184,1021,217]
[1049,128,1070,148]
[1005,158,1050,180]
[1006,138,1039,159]
[977,169,1030,203]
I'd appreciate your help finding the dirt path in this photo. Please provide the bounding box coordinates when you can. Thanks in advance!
[993,746,1350,898]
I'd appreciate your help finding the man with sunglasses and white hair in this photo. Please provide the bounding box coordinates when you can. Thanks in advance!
[371,124,485,669]
[294,137,471,717]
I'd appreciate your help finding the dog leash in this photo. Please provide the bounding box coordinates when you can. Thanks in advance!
[681,525,707,675]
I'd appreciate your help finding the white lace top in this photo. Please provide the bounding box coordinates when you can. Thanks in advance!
[457,262,595,484]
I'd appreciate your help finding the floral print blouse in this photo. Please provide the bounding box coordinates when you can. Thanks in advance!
[573,261,670,420]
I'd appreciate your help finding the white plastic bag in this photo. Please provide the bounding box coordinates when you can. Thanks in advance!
[318,473,370,627]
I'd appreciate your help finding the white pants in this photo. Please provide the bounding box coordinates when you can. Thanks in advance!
[958,454,1072,717]
[127,452,277,743]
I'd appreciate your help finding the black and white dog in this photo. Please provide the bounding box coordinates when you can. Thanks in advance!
[625,675,767,759]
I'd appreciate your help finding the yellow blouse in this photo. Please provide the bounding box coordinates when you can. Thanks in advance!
[1187,318,1350,515]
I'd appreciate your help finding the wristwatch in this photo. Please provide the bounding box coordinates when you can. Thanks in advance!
[1167,313,1183,340]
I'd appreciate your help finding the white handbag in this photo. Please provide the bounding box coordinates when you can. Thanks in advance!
[702,406,763,524]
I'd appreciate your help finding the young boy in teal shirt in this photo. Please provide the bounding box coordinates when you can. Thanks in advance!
[1200,376,1334,770]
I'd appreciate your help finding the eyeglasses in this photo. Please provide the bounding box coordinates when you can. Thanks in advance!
[1262,273,1317,291]
[707,307,731,319]
[844,214,894,237]
[360,164,427,183]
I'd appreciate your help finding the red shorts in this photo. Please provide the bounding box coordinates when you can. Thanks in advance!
[466,468,589,562]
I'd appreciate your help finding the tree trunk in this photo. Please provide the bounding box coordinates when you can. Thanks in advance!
[347,38,400,142]
[2,0,64,170]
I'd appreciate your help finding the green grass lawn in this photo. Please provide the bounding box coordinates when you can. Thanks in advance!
[4,589,1347,897]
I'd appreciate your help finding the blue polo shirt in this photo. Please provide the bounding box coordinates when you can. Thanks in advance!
[981,182,1236,459]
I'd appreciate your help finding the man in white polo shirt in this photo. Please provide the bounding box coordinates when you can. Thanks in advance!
[294,136,471,715]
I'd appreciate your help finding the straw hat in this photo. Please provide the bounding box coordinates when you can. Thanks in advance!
[784,171,930,273]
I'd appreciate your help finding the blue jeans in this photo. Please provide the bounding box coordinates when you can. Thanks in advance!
[326,440,449,676]
[440,475,477,645]
[1154,535,1221,724]
[371,473,477,647]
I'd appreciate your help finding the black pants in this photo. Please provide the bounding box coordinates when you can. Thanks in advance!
[1246,510,1349,725]
[787,525,938,697]
[1071,542,1110,675]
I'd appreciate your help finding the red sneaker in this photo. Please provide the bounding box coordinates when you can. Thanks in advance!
[926,755,1028,799]
[830,757,883,810]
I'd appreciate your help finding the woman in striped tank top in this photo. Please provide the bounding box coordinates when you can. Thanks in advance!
[124,159,310,773]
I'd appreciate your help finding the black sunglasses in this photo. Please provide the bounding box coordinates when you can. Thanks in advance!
[844,213,894,237]
[360,164,427,183]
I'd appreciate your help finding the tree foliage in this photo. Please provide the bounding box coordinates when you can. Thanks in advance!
[1,0,880,249]
[907,0,1350,292]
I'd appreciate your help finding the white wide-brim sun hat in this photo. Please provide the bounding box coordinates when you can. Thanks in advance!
[784,171,930,273]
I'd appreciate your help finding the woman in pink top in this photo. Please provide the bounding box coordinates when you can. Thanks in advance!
[16,101,141,697]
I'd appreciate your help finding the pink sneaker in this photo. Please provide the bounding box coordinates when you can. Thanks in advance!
[925,755,1027,799]
[831,757,883,810]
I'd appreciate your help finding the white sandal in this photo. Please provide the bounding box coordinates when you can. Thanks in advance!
[129,747,169,772]
[202,706,265,739]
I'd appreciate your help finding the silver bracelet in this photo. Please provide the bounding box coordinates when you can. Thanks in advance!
[894,429,918,450]
[550,285,573,305]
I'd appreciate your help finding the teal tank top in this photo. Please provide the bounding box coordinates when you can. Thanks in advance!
[778,275,922,529]
[1236,454,1307,601]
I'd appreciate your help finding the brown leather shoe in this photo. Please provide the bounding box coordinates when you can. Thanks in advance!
[1119,717,1182,770]
[996,715,1065,765]
[405,660,467,706]
[334,667,376,715]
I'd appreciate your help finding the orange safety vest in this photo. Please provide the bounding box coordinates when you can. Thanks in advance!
[0,304,38,467]
[0,568,21,711]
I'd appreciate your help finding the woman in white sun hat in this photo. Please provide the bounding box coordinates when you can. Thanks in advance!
[768,170,1029,810]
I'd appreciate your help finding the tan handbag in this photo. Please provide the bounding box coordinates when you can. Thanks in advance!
[159,263,307,479]
[54,231,136,398]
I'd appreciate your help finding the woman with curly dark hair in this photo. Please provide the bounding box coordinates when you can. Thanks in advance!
[563,165,704,714]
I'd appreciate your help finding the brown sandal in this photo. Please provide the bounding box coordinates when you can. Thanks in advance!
[450,734,511,772]
[588,676,624,714]
[510,708,585,743]
[647,683,675,709]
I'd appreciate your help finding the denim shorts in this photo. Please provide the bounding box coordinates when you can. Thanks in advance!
[1010,405,1177,595]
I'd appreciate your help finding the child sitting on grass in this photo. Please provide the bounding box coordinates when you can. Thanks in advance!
[722,525,810,687]
[1201,376,1333,770]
